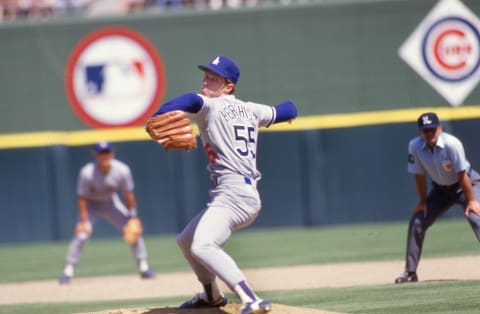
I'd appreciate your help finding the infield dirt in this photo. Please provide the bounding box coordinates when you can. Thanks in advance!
[2,255,479,313]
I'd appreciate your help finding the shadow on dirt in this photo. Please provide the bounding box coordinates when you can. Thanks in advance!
[143,308,230,314]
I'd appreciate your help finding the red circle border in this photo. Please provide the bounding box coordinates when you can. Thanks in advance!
[65,26,166,129]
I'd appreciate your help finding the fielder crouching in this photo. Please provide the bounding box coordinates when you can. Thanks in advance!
[58,141,155,284]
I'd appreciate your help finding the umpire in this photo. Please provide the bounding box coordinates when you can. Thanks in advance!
[395,112,480,284]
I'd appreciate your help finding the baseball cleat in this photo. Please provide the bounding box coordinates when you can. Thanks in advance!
[179,293,228,309]
[58,274,71,285]
[395,271,418,284]
[240,299,272,314]
[140,269,156,279]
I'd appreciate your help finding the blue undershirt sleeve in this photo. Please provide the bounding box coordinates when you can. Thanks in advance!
[153,93,204,116]
[273,100,298,124]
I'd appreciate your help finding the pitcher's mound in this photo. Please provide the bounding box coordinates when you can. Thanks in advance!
[76,303,342,314]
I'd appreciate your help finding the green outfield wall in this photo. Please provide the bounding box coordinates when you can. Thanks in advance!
[2,114,479,244]
[2,0,480,243]
[1,0,479,133]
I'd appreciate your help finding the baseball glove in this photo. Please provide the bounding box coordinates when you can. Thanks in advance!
[123,217,143,245]
[145,110,197,150]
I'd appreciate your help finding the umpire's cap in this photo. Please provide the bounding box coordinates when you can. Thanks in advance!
[417,112,440,130]
[198,55,240,84]
[93,141,113,152]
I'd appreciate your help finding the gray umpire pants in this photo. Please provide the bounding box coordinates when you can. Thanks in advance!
[405,168,480,273]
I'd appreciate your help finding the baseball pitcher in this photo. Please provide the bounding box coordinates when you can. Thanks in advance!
[146,55,297,314]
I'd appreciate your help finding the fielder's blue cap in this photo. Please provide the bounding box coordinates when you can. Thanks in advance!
[198,55,240,84]
[417,112,440,130]
[93,141,113,152]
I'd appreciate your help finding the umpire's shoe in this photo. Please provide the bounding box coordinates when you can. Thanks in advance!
[240,299,272,314]
[395,271,418,284]
[179,293,228,309]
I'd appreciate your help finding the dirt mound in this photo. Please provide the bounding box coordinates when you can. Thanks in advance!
[76,303,341,314]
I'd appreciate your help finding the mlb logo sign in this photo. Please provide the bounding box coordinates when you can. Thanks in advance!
[65,27,166,128]
[399,0,480,106]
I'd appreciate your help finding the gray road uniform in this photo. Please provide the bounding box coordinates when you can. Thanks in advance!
[64,159,148,267]
[154,54,297,312]
[177,94,276,289]
[404,131,480,272]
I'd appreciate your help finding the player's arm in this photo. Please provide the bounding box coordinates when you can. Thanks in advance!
[77,195,88,223]
[146,95,199,150]
[121,166,137,217]
[75,195,92,235]
[458,170,480,216]
[412,173,428,217]
[272,100,297,124]
[123,191,138,217]
[153,93,204,116]
[408,141,428,217]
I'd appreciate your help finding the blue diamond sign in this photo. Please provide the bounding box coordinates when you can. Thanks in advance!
[399,0,480,106]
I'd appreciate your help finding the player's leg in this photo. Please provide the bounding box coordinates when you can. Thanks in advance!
[190,205,254,285]
[59,208,98,284]
[396,188,455,283]
[178,205,261,309]
[177,208,259,307]
[185,185,269,313]
[463,169,480,240]
[193,207,269,313]
[177,208,228,308]
[102,197,154,278]
[466,211,480,240]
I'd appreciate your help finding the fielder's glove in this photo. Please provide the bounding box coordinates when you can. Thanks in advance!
[123,217,143,245]
[145,110,197,150]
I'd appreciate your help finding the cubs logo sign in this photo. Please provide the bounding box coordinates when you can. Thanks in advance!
[399,0,480,106]
[422,16,480,82]
[65,27,166,128]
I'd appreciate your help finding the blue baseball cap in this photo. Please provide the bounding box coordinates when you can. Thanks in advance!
[198,55,240,84]
[93,141,113,152]
[417,112,440,130]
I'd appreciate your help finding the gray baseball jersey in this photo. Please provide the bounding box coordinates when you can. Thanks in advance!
[408,132,470,185]
[178,94,277,288]
[77,159,134,201]
[191,94,275,182]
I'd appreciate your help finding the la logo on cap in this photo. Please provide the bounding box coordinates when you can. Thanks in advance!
[212,56,220,65]
[422,115,432,125]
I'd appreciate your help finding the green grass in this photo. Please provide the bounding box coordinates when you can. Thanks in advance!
[2,218,477,282]
[1,218,480,313]
[267,280,480,313]
[3,281,480,314]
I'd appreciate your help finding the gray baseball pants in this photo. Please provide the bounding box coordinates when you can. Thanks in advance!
[404,168,480,272]
[65,197,148,265]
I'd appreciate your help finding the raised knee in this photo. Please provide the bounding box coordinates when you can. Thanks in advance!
[190,241,214,260]
[190,242,205,257]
